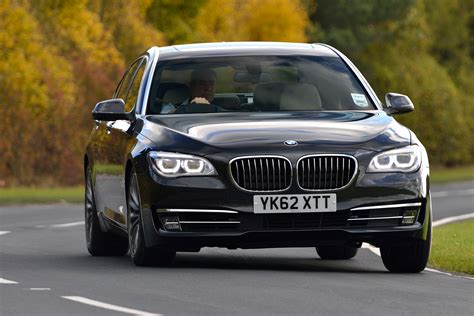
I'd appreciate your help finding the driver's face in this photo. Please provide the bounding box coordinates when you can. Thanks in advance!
[190,72,216,102]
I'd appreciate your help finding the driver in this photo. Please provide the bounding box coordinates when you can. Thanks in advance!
[188,68,216,104]
[160,68,217,113]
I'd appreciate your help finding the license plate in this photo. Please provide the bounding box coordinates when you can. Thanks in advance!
[253,194,337,214]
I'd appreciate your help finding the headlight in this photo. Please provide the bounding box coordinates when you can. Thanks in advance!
[367,145,421,173]
[148,151,217,178]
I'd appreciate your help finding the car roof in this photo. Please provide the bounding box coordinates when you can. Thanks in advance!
[154,42,338,60]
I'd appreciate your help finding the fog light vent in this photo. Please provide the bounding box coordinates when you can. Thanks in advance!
[402,210,418,225]
[162,216,181,231]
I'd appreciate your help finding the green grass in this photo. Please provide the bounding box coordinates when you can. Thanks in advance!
[431,166,474,183]
[429,219,474,276]
[0,186,84,205]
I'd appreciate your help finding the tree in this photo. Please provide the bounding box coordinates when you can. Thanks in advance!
[195,0,309,42]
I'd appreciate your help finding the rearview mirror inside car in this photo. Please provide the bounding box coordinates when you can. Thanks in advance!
[384,93,414,115]
[92,98,135,121]
[234,71,272,83]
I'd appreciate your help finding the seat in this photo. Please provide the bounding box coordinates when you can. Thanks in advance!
[150,83,191,114]
[253,82,285,111]
[254,82,322,111]
[279,83,322,111]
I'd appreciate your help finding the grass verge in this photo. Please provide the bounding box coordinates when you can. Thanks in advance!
[0,186,84,205]
[429,219,474,276]
[431,166,474,183]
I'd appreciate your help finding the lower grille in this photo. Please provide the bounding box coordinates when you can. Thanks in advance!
[263,212,350,229]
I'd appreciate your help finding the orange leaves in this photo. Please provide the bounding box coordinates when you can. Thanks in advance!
[195,0,309,42]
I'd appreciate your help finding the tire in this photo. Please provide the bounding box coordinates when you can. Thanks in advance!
[380,223,431,273]
[316,245,359,260]
[85,166,128,256]
[127,172,176,266]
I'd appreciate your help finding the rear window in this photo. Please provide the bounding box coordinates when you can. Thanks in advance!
[148,55,376,114]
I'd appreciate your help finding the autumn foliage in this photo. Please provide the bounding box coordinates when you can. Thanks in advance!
[0,0,473,186]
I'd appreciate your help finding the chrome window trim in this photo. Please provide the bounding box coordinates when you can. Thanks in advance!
[141,46,160,115]
[313,43,383,110]
[228,155,293,193]
[351,202,422,211]
[295,154,358,192]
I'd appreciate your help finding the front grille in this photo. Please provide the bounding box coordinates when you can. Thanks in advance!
[297,155,357,190]
[230,156,291,191]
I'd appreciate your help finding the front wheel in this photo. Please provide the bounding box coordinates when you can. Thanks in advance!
[127,172,176,266]
[380,223,431,273]
[316,245,359,260]
[84,166,128,256]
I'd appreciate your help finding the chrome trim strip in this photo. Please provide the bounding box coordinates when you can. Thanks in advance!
[179,221,240,224]
[295,154,358,192]
[348,216,403,221]
[141,46,160,115]
[165,209,238,214]
[351,202,422,211]
[228,155,293,193]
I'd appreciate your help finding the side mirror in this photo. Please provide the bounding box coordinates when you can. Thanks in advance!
[384,93,414,115]
[92,99,135,121]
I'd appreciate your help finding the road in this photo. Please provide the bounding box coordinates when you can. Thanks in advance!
[1,181,473,315]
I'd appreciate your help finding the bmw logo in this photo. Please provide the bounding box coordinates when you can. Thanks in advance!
[284,140,298,146]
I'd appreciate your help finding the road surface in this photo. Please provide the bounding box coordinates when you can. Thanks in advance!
[1,181,473,315]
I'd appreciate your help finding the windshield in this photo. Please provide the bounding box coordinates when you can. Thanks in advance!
[147,55,376,114]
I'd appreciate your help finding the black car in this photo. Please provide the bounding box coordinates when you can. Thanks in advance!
[85,42,431,272]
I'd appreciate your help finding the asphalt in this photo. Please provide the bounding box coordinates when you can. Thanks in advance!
[1,181,473,315]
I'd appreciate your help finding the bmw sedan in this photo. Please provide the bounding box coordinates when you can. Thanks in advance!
[84,42,431,272]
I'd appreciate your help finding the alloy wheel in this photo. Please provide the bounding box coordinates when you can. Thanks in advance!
[128,174,141,258]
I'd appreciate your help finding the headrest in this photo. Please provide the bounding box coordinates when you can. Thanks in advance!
[213,95,240,110]
[280,83,322,110]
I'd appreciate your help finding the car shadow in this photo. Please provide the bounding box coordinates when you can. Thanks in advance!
[161,251,387,274]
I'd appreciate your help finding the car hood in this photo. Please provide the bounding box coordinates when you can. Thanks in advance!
[139,111,411,154]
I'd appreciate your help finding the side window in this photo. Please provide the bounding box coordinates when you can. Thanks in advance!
[115,59,142,101]
[124,60,146,112]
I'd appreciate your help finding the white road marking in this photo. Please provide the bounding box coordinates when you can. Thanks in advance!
[362,243,473,280]
[362,243,380,256]
[29,288,51,291]
[0,277,18,284]
[363,210,474,281]
[61,296,161,316]
[433,213,474,227]
[432,188,474,198]
[0,231,11,236]
[50,221,84,228]
[425,268,474,280]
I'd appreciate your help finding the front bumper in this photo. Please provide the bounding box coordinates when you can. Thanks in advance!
[135,158,431,250]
